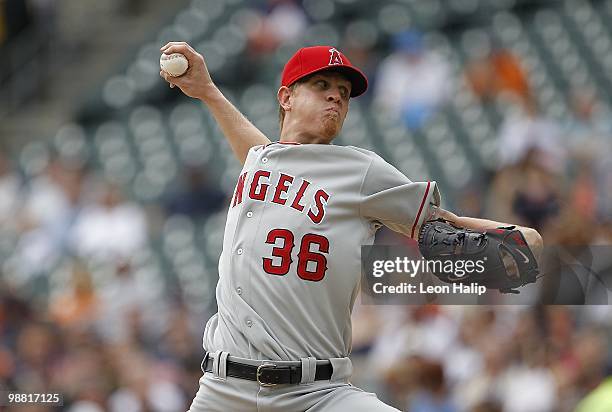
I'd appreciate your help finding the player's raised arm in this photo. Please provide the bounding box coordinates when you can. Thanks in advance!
[159,42,271,164]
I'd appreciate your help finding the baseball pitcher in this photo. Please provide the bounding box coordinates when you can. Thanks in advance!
[159,43,543,411]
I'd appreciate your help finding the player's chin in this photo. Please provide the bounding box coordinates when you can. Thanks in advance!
[321,117,341,139]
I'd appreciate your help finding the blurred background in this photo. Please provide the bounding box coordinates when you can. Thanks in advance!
[1,0,612,411]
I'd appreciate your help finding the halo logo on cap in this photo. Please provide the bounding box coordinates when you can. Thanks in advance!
[328,48,343,65]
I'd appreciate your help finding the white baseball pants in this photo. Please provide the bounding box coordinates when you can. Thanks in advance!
[187,351,400,412]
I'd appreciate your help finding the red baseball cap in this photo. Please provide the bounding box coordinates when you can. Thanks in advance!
[281,46,368,97]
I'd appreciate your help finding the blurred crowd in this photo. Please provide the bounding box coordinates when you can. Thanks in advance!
[0,284,204,412]
[2,0,612,411]
[0,151,227,411]
[350,304,612,412]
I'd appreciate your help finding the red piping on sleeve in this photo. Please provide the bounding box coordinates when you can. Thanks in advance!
[411,181,431,239]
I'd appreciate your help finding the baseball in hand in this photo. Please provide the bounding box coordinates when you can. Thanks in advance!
[160,53,189,77]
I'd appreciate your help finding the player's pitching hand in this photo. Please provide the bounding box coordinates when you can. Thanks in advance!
[160,42,216,101]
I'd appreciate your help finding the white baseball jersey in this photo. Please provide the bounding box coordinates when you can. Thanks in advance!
[202,143,440,361]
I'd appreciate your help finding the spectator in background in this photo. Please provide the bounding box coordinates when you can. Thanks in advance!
[465,37,530,105]
[471,401,502,412]
[488,147,561,231]
[510,148,561,231]
[497,321,557,412]
[107,348,185,412]
[537,206,604,304]
[595,143,612,224]
[165,165,227,219]
[572,329,609,401]
[496,98,564,172]
[52,329,114,410]
[374,30,451,130]
[341,35,378,106]
[563,86,612,148]
[20,157,84,233]
[488,98,563,229]
[49,260,99,331]
[15,157,85,275]
[94,261,167,345]
[156,303,204,398]
[455,339,511,411]
[246,0,307,55]
[563,86,612,224]
[407,359,458,412]
[568,152,598,222]
[232,0,308,89]
[14,320,59,391]
[70,181,147,263]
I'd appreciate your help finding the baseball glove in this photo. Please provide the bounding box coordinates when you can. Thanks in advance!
[418,219,540,294]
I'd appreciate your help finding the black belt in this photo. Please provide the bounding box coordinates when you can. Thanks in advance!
[202,354,333,386]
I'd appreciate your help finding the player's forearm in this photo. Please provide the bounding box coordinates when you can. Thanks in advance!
[435,208,544,259]
[201,87,271,164]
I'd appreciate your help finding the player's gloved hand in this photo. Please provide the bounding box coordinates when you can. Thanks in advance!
[417,219,540,294]
[160,41,216,101]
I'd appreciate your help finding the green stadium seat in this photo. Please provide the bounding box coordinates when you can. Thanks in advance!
[175,8,209,41]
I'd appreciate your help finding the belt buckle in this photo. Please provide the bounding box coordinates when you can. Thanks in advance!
[256,363,277,387]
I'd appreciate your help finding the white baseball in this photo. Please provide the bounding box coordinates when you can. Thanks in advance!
[160,53,189,77]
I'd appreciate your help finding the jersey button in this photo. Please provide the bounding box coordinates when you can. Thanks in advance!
[236,286,242,295]
[237,248,243,255]
[246,319,253,327]
[246,211,253,218]
[261,157,268,164]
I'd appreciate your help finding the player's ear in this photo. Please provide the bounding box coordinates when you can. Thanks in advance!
[278,86,292,112]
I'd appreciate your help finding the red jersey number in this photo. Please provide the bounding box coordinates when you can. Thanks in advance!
[263,229,294,275]
[297,234,329,281]
[262,229,329,282]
